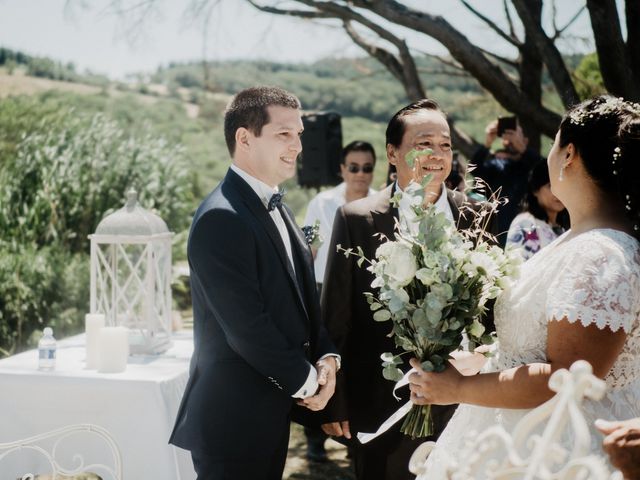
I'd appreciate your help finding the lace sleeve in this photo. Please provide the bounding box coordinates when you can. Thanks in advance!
[546,234,640,333]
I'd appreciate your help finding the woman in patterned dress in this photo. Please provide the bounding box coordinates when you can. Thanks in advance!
[505,160,569,260]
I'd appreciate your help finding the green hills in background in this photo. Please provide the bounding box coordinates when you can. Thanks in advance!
[0,46,596,219]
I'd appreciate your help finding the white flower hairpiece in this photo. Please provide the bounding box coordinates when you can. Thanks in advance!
[567,97,627,126]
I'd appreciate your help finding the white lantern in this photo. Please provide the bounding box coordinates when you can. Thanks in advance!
[89,190,174,355]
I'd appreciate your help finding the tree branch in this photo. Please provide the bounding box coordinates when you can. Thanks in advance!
[476,47,519,69]
[459,0,521,48]
[246,0,331,19]
[502,0,518,40]
[512,0,578,108]
[348,0,560,137]
[552,5,586,40]
[342,21,404,86]
[411,49,467,73]
[249,1,428,100]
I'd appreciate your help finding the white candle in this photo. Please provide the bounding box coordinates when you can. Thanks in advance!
[85,313,105,369]
[97,326,129,374]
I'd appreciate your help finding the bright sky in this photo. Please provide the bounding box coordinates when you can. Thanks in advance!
[0,0,604,80]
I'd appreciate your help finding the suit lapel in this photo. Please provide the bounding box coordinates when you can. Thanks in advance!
[371,184,398,242]
[278,204,313,320]
[225,170,308,317]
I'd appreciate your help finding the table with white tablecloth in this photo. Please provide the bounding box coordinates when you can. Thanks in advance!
[0,330,196,480]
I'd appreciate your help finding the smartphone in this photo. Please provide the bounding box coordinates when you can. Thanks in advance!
[497,116,517,136]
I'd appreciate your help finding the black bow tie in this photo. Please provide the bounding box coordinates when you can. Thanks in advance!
[267,190,286,212]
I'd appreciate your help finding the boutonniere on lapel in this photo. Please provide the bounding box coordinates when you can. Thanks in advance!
[301,220,322,250]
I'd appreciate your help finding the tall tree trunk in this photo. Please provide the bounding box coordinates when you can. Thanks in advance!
[587,0,640,101]
[512,0,578,109]
[625,0,640,86]
[518,0,543,152]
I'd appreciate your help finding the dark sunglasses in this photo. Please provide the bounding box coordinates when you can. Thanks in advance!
[346,164,374,174]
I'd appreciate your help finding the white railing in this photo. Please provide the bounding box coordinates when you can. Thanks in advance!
[0,423,122,480]
[410,360,622,480]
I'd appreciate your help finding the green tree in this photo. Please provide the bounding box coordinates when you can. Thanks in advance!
[573,53,606,100]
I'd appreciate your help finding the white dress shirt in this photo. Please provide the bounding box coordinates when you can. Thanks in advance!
[303,182,376,284]
[397,182,454,235]
[230,165,295,272]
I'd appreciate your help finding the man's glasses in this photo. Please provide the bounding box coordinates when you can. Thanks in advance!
[346,164,374,174]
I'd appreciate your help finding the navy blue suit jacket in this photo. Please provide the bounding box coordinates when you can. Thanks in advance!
[170,168,336,458]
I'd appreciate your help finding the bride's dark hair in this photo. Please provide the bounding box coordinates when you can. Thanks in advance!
[558,95,640,239]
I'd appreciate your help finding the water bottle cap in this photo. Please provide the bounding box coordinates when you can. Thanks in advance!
[43,327,53,336]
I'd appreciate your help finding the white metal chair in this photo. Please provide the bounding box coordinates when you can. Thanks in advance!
[409,360,622,480]
[0,423,122,480]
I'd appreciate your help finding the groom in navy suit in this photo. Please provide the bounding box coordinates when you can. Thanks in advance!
[170,86,339,480]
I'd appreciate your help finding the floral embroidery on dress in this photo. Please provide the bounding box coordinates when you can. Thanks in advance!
[421,229,640,478]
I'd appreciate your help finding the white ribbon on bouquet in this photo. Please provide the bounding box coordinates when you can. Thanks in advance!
[356,368,417,444]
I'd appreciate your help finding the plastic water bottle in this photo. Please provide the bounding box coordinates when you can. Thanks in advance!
[38,327,56,371]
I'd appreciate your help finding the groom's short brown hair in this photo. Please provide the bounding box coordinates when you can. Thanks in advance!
[224,86,301,156]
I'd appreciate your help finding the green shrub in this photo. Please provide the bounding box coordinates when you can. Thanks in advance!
[0,101,196,353]
[0,111,194,254]
[0,244,89,356]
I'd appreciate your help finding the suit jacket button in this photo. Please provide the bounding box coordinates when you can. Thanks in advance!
[303,341,310,348]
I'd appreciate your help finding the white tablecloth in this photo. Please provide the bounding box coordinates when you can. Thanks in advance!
[0,330,196,480]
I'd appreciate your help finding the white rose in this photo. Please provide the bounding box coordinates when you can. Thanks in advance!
[376,241,417,288]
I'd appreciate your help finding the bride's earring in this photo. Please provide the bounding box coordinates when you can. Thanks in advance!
[559,164,565,181]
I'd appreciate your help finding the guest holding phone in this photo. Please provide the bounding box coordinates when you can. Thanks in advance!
[471,116,544,245]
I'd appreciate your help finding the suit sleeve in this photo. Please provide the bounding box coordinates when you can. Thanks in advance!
[189,209,311,395]
[319,207,354,422]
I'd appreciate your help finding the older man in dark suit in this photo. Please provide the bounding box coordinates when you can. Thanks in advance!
[320,99,495,480]
[169,86,339,480]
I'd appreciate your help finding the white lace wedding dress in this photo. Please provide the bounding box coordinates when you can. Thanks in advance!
[423,228,640,477]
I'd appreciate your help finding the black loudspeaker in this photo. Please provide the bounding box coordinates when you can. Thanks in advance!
[297,112,342,188]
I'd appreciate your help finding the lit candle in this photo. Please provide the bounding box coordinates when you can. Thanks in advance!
[97,326,129,373]
[85,313,105,369]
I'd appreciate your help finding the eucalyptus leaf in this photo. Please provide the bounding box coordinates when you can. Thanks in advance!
[412,308,428,328]
[373,309,392,322]
[383,364,404,382]
[404,148,433,168]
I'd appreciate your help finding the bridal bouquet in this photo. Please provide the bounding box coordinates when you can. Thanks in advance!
[339,158,520,438]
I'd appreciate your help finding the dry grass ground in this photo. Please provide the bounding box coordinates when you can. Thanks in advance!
[0,69,214,119]
[284,423,355,480]
[0,68,102,97]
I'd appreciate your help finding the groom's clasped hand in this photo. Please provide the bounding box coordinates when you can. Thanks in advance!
[297,356,338,411]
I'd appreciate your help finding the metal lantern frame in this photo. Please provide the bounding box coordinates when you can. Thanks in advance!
[89,191,174,355]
